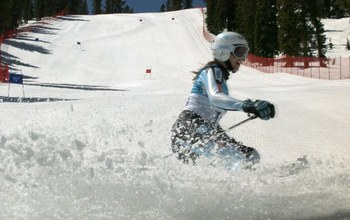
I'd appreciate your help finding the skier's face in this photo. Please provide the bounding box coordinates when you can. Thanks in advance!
[229,53,243,73]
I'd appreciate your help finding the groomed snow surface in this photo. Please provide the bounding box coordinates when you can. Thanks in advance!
[1,9,350,220]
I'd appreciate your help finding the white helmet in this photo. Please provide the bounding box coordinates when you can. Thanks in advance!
[212,32,249,62]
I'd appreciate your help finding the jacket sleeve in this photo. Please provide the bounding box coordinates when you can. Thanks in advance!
[202,67,244,111]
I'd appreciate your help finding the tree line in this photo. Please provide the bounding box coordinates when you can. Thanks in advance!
[1,0,349,58]
[205,0,350,58]
[159,0,194,12]
[0,0,133,35]
[0,0,195,36]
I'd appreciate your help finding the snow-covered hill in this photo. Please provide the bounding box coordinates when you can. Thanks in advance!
[323,17,350,57]
[0,9,349,220]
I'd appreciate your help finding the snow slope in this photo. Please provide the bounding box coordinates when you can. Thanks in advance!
[323,17,350,57]
[0,9,350,220]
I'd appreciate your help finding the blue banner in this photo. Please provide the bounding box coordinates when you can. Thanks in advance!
[9,73,23,84]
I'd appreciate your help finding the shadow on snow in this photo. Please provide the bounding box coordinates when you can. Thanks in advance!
[25,82,128,91]
[0,96,76,103]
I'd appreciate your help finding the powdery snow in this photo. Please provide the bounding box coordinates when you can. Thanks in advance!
[0,9,349,220]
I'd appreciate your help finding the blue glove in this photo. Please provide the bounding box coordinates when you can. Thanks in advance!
[242,99,275,120]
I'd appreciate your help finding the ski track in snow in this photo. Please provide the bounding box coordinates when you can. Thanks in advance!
[0,9,350,220]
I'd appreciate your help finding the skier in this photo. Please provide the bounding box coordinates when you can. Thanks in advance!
[171,31,275,165]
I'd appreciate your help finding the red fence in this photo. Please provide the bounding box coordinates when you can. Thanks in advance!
[0,63,9,82]
[243,54,350,80]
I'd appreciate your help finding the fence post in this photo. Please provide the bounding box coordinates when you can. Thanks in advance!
[310,62,313,78]
[328,57,331,80]
[319,61,321,79]
[340,56,342,80]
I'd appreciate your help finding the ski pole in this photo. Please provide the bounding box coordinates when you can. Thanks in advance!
[163,152,174,159]
[228,114,258,130]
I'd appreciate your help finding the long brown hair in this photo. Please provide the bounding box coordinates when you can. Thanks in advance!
[191,60,217,80]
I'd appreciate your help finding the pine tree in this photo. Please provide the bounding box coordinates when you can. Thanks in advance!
[320,0,349,18]
[205,0,219,34]
[22,0,33,23]
[80,0,89,15]
[172,0,182,10]
[68,0,82,14]
[206,0,237,35]
[58,0,69,13]
[332,0,347,18]
[0,0,13,34]
[235,0,256,53]
[340,0,350,15]
[278,0,327,67]
[163,0,193,11]
[308,0,327,58]
[10,0,23,28]
[165,0,171,11]
[323,0,331,17]
[277,1,305,57]
[105,0,117,13]
[35,0,45,19]
[123,5,133,13]
[105,0,132,13]
[183,0,193,9]
[105,0,112,13]
[93,0,102,14]
[294,1,327,58]
[160,4,166,12]
[254,0,278,58]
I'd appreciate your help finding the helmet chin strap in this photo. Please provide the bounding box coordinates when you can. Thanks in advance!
[225,60,233,72]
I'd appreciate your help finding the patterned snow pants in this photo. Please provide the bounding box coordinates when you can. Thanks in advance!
[171,110,259,164]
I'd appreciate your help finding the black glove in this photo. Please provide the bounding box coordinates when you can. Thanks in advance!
[242,99,275,120]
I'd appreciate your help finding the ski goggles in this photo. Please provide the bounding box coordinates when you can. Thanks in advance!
[230,44,249,60]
